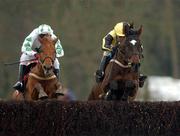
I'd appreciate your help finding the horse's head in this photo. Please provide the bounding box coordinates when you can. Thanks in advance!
[116,25,143,71]
[37,35,57,77]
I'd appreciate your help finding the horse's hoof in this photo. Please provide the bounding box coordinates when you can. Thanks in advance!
[121,97,128,101]
[99,93,105,99]
[39,96,48,100]
[104,90,112,100]
[55,93,64,97]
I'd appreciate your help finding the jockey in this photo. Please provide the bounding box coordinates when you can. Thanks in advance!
[95,22,147,87]
[13,24,64,93]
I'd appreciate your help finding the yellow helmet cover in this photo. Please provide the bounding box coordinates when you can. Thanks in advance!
[114,22,129,36]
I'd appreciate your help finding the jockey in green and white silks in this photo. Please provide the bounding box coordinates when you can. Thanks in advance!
[13,24,64,93]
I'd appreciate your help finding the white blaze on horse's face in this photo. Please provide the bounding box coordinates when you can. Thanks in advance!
[130,39,137,46]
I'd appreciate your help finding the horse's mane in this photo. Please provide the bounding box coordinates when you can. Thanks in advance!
[39,36,54,44]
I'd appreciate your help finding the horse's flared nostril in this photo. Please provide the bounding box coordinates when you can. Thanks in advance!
[43,65,46,70]
[43,65,53,71]
[129,55,140,64]
[48,66,53,70]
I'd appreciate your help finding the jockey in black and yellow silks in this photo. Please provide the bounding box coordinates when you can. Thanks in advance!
[102,22,127,51]
[96,22,129,82]
[95,22,147,87]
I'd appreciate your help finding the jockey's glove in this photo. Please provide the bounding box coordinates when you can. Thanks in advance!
[34,54,40,59]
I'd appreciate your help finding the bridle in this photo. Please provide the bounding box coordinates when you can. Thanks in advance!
[29,39,56,80]
[110,36,143,70]
[29,54,56,80]
[110,46,132,69]
[38,54,55,65]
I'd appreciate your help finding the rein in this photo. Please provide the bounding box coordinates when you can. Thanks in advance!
[110,47,131,69]
[4,58,38,66]
[31,52,56,80]
[39,55,55,64]
[104,46,130,84]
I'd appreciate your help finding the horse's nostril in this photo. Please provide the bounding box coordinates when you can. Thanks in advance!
[44,65,53,70]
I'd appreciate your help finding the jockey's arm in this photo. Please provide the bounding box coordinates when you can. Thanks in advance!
[102,30,116,52]
[51,34,64,58]
[21,29,39,56]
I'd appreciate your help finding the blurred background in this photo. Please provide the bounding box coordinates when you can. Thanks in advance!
[0,0,179,101]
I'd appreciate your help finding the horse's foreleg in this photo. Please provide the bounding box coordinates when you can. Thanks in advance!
[121,80,136,101]
[35,83,48,100]
[24,84,34,101]
[128,81,139,101]
[25,91,33,101]
[12,90,24,101]
[128,87,138,101]
[55,82,64,99]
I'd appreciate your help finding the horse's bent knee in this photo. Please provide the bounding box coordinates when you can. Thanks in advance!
[34,83,48,99]
[12,90,24,101]
[55,82,64,97]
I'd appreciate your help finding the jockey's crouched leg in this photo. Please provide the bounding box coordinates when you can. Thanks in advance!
[95,54,110,83]
[54,69,60,80]
[139,74,147,88]
[95,70,104,83]
[54,58,60,81]
[13,65,27,93]
[54,69,64,97]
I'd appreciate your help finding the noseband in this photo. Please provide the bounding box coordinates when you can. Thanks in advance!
[39,55,55,65]
[29,54,56,80]
[110,59,131,68]
[110,42,142,72]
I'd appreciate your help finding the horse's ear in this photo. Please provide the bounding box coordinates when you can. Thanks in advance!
[137,25,143,37]
[53,38,58,45]
[129,22,134,29]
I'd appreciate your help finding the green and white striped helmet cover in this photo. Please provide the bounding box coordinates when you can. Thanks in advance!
[38,24,53,35]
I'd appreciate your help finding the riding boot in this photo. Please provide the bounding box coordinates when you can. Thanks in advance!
[54,69,60,80]
[139,74,147,88]
[95,55,109,83]
[13,65,27,93]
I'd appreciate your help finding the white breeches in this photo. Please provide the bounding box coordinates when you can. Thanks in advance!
[103,51,111,56]
[20,53,60,69]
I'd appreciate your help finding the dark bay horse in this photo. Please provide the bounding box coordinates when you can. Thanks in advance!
[88,26,143,101]
[12,36,64,100]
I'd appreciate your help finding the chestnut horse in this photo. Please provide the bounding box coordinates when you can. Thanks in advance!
[88,26,143,101]
[12,36,64,100]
